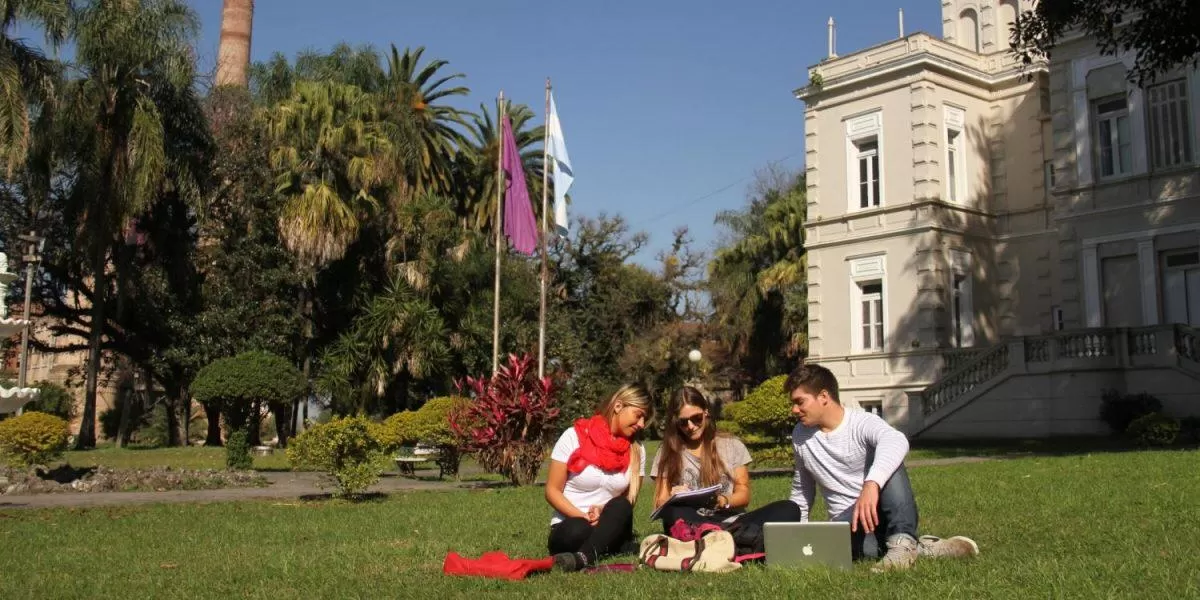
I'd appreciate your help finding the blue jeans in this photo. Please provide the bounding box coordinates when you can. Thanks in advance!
[851,464,920,560]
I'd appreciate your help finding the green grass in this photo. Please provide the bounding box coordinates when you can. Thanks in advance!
[64,445,292,472]
[3,450,1198,598]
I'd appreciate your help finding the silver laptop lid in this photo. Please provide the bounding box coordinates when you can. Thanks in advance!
[763,522,853,570]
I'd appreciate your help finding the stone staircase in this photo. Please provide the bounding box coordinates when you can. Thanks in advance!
[912,324,1200,437]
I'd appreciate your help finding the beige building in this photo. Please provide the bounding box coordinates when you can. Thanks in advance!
[797,1,1200,438]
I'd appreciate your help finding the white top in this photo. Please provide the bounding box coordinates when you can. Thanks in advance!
[789,409,909,522]
[549,428,646,525]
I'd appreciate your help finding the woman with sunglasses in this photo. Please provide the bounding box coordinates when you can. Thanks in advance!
[650,386,801,534]
[545,384,653,572]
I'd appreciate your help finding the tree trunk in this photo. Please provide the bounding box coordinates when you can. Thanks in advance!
[204,402,223,446]
[167,381,188,447]
[272,402,291,448]
[115,383,133,448]
[76,266,107,450]
[248,400,262,447]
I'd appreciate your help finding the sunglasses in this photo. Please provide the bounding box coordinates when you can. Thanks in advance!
[677,414,706,429]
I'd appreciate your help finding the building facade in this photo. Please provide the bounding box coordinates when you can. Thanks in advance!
[797,1,1200,437]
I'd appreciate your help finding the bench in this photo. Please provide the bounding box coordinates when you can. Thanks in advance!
[394,444,444,479]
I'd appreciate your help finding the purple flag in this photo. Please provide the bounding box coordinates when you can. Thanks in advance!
[501,114,538,255]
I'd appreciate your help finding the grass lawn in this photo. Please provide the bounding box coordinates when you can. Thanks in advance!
[64,445,294,472]
[2,449,1197,598]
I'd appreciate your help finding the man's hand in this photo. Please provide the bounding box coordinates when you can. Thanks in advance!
[586,505,602,526]
[852,481,880,533]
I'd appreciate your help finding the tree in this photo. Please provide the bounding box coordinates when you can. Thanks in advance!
[708,166,808,387]
[191,351,305,447]
[378,44,470,199]
[61,0,204,449]
[458,102,544,232]
[1011,0,1200,85]
[0,0,68,174]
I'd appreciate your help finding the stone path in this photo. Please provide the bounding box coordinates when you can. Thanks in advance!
[0,456,993,511]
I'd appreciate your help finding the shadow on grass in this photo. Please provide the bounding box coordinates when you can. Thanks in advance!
[298,492,390,503]
[908,436,1194,459]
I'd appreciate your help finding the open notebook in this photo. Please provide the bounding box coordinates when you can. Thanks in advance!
[649,483,723,520]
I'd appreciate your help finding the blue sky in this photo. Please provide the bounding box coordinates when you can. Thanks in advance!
[185,1,942,264]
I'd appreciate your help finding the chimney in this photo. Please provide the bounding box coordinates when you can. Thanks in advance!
[899,8,905,37]
[827,17,837,59]
[216,0,254,87]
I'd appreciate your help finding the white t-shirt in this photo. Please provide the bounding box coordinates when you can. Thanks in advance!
[549,428,646,525]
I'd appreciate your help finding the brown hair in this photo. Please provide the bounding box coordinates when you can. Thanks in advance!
[598,384,653,502]
[784,364,841,403]
[658,386,730,490]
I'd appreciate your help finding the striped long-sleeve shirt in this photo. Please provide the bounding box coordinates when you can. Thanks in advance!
[789,409,910,522]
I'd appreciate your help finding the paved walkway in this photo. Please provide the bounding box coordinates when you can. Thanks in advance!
[0,456,992,510]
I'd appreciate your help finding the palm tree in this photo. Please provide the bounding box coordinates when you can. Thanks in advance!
[708,171,808,382]
[0,0,68,175]
[263,78,395,407]
[61,0,203,448]
[458,101,544,232]
[378,45,470,199]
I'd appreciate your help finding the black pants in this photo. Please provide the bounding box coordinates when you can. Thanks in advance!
[658,499,803,534]
[850,464,920,560]
[547,496,634,562]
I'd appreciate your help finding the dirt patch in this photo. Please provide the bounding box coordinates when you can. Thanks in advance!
[0,464,268,495]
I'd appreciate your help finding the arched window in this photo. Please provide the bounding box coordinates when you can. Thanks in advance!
[959,9,980,53]
[997,0,1018,50]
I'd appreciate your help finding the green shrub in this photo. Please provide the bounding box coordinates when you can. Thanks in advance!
[193,351,304,444]
[749,444,793,468]
[724,375,793,442]
[374,397,470,477]
[287,416,384,498]
[1099,389,1162,434]
[22,382,77,421]
[0,411,70,467]
[225,429,253,470]
[1126,413,1180,447]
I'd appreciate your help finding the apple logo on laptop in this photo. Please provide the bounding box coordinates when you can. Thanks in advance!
[802,544,814,556]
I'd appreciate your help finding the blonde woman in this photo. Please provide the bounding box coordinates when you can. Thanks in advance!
[545,384,653,572]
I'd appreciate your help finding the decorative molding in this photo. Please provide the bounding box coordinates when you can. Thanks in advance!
[849,255,886,279]
[1137,239,1159,325]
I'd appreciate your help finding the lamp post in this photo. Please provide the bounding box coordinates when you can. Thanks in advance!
[687,348,702,383]
[17,231,44,389]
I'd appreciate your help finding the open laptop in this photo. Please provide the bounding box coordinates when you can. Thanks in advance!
[763,522,853,570]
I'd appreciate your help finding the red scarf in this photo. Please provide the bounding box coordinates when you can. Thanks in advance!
[566,414,631,474]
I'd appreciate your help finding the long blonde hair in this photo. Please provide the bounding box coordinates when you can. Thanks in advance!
[599,384,653,503]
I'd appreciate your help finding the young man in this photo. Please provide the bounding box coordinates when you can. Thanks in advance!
[785,364,979,572]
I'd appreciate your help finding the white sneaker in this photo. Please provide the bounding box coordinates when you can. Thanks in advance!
[917,535,980,558]
[871,534,919,572]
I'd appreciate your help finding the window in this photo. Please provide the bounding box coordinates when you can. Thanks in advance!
[1052,305,1064,331]
[1147,79,1193,169]
[860,401,883,417]
[859,281,884,351]
[845,112,882,211]
[1161,250,1200,326]
[959,9,980,53]
[1043,161,1055,194]
[856,139,881,208]
[946,128,965,201]
[950,251,975,347]
[1093,95,1132,178]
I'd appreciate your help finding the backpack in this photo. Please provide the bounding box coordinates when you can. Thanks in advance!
[637,530,742,573]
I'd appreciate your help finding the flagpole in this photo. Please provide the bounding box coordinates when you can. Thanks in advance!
[538,79,551,379]
[492,91,505,376]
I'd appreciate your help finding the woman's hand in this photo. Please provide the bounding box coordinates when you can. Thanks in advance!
[587,505,602,526]
[670,485,690,496]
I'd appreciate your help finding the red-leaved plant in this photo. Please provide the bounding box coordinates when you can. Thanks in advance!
[449,353,561,486]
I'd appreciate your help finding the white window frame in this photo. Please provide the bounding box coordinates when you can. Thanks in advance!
[944,106,967,203]
[848,254,887,354]
[1052,305,1065,331]
[950,249,975,347]
[1071,54,1148,186]
[1146,79,1193,170]
[844,111,883,212]
[860,400,883,417]
[1093,94,1133,179]
[1161,248,1200,326]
